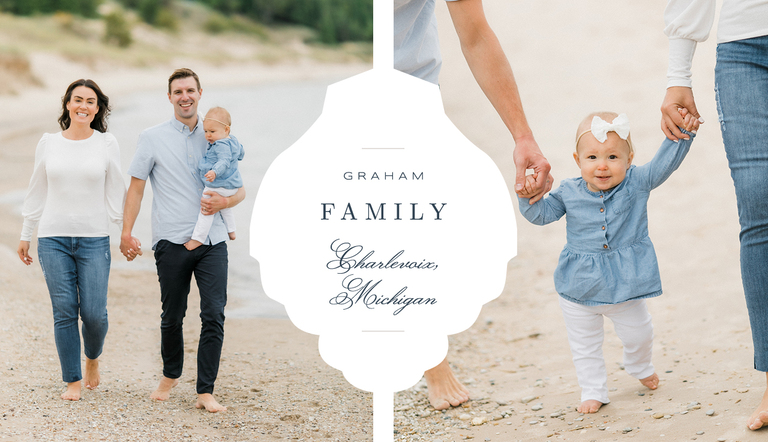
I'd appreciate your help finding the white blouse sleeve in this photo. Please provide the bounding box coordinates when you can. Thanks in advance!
[663,0,717,88]
[20,134,49,241]
[104,133,126,228]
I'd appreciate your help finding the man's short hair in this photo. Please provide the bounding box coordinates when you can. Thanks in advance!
[168,68,201,94]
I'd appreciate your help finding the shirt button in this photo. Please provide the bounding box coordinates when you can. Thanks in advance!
[600,208,604,213]
[602,226,606,230]
[603,244,608,249]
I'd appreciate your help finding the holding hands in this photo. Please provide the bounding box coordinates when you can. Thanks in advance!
[120,235,143,261]
[661,87,704,141]
[513,135,553,203]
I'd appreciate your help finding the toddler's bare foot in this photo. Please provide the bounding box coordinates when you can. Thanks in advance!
[424,358,470,410]
[150,376,179,401]
[195,393,227,413]
[184,240,202,251]
[640,373,659,390]
[84,358,100,390]
[61,381,81,401]
[228,231,236,240]
[577,399,604,414]
[747,383,768,430]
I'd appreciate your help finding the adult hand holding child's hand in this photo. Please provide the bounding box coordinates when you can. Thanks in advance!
[661,87,704,141]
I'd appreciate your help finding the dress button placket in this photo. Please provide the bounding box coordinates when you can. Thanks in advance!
[600,192,607,249]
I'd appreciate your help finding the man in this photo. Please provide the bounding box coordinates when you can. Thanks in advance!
[395,0,552,410]
[120,68,245,413]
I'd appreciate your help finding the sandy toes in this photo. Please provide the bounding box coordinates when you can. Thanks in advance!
[577,399,604,414]
[424,358,470,410]
[640,373,659,390]
[150,377,180,401]
[747,382,768,430]
[61,382,81,401]
[196,393,227,413]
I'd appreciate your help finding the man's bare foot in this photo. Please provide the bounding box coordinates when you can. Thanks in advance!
[640,373,659,390]
[228,231,236,240]
[747,376,768,430]
[150,377,179,401]
[84,358,100,390]
[195,393,227,413]
[184,240,202,251]
[424,358,470,410]
[577,399,604,414]
[61,381,81,401]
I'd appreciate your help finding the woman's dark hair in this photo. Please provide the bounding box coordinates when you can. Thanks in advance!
[58,79,111,132]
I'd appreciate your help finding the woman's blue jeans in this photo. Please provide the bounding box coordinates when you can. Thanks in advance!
[37,236,110,383]
[715,35,768,371]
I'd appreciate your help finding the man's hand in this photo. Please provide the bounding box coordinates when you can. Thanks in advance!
[120,234,143,261]
[513,135,552,204]
[661,86,703,141]
[201,187,245,215]
[201,191,228,216]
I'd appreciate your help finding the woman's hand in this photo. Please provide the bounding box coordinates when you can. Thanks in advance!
[661,87,703,141]
[17,241,33,265]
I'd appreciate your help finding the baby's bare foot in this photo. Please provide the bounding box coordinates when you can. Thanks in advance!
[747,384,768,430]
[577,399,604,414]
[195,393,227,413]
[84,358,100,390]
[640,373,659,390]
[61,382,81,401]
[184,240,202,251]
[228,231,236,240]
[150,377,179,401]
[424,358,470,410]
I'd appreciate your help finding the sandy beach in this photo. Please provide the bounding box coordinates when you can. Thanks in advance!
[1,0,767,441]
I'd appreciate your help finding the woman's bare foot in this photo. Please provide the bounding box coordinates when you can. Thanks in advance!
[61,381,81,401]
[747,375,768,430]
[84,358,100,390]
[150,376,179,401]
[424,358,470,410]
[184,240,202,251]
[228,231,236,240]
[577,399,604,414]
[640,373,659,390]
[195,393,227,413]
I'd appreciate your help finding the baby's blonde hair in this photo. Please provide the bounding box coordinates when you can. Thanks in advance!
[205,106,231,127]
[575,111,633,153]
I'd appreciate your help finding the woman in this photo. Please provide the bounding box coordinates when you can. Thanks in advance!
[660,0,768,430]
[17,79,126,401]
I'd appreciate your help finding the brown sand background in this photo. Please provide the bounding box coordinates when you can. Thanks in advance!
[1,1,765,441]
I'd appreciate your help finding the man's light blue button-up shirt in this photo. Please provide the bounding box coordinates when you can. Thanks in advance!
[394,0,459,84]
[128,116,228,249]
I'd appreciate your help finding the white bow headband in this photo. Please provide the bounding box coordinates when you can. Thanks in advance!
[576,114,632,151]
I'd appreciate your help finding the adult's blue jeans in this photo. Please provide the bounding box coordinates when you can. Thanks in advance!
[715,34,768,371]
[153,240,227,395]
[37,236,110,383]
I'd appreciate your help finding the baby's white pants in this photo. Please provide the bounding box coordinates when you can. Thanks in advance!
[558,297,655,404]
[191,186,238,243]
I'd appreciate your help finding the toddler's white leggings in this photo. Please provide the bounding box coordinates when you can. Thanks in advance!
[191,186,238,243]
[559,297,655,404]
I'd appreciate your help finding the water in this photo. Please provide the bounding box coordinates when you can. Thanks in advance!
[108,76,348,319]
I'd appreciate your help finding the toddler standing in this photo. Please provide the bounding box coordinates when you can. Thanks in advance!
[185,106,244,251]
[517,111,697,413]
